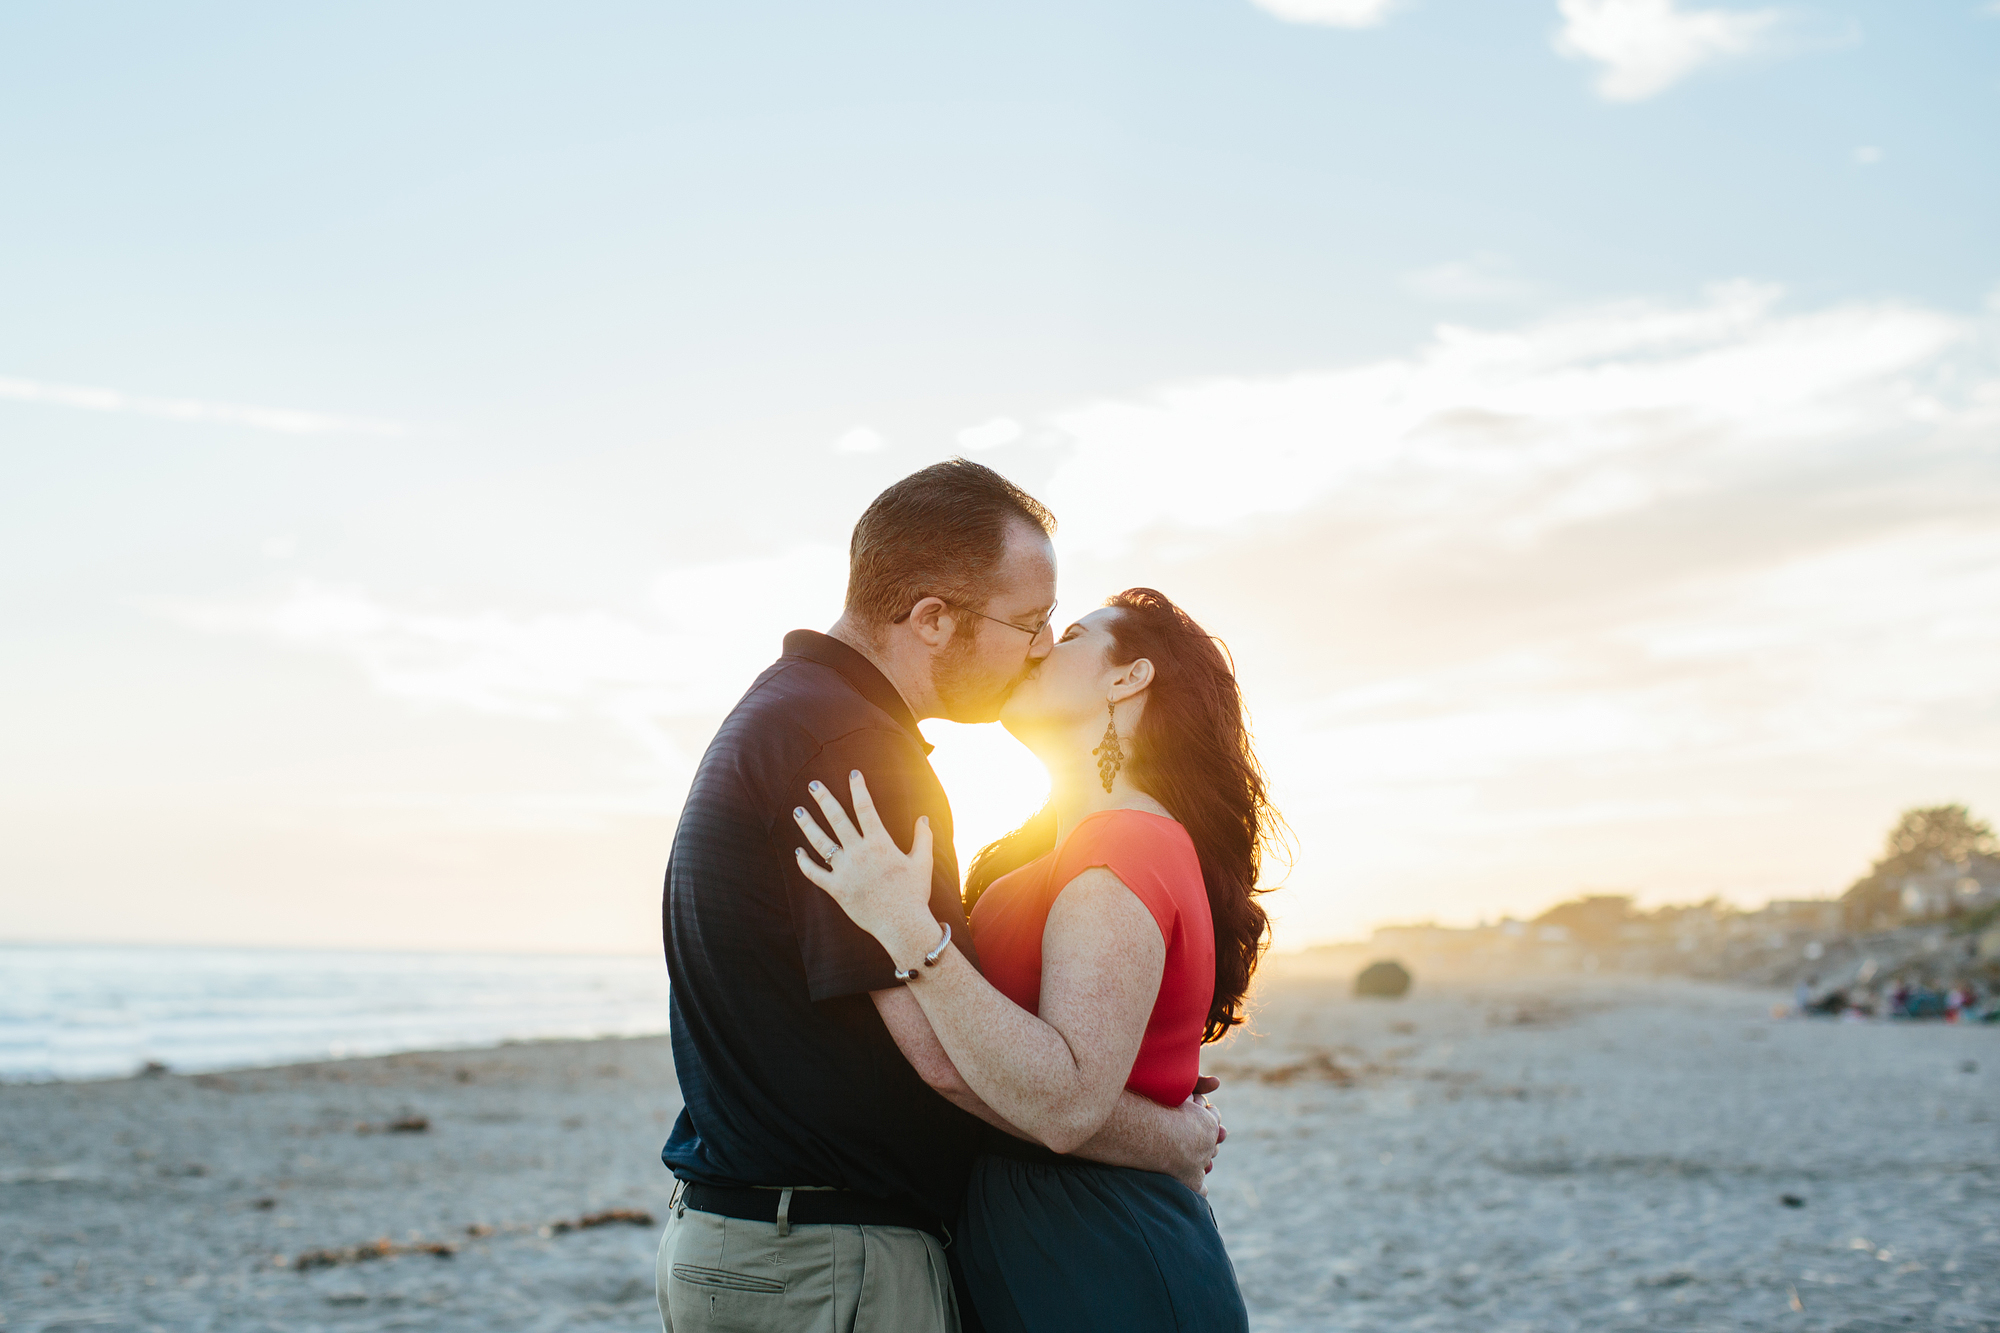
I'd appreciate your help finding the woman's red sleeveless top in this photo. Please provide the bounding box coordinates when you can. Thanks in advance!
[968,809,1215,1107]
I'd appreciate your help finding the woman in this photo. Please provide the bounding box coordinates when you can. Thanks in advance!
[792,587,1276,1332]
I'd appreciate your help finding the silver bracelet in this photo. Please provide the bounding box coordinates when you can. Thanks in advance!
[892,921,951,982]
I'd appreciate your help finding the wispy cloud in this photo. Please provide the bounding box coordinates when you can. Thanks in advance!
[1554,0,1783,101]
[1249,0,1402,30]
[1042,281,1968,550]
[1029,283,1999,930]
[0,374,412,437]
[152,283,2000,938]
[958,417,1025,452]
[161,548,851,767]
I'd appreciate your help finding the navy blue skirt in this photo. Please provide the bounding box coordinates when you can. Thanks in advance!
[957,1147,1249,1333]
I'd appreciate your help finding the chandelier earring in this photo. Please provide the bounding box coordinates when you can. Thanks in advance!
[1091,701,1125,793]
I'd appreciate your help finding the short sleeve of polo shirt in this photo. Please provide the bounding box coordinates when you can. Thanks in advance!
[770,725,969,1003]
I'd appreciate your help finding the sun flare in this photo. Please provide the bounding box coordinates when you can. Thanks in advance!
[919,720,1053,873]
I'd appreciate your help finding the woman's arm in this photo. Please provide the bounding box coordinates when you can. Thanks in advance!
[797,774,1166,1154]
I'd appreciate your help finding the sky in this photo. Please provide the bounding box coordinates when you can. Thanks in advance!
[3,0,1998,954]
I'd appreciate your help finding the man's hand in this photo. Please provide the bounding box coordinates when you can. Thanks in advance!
[1166,1074,1226,1195]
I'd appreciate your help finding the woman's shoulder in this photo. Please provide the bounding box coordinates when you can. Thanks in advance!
[1056,809,1200,887]
[1054,810,1199,942]
[1069,807,1192,848]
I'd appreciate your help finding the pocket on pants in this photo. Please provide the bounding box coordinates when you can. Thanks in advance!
[672,1263,785,1295]
[666,1263,792,1332]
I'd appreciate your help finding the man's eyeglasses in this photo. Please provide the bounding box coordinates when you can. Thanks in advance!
[895,599,1057,641]
[949,599,1057,641]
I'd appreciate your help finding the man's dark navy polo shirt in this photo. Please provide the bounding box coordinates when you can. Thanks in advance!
[661,630,982,1222]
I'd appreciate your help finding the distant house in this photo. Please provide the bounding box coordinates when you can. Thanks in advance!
[1843,855,2000,930]
[1894,858,2000,919]
[1647,899,1732,954]
[1748,899,1843,934]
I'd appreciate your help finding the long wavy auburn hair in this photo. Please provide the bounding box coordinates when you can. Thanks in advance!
[964,588,1281,1043]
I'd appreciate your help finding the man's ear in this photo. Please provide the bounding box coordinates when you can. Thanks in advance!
[1109,657,1154,703]
[903,596,957,649]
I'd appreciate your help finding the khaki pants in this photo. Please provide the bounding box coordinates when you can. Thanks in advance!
[655,1193,960,1333]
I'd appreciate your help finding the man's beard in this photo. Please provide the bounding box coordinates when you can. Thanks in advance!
[933,628,1029,724]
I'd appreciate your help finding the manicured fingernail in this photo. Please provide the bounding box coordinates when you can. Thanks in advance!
[850,770,860,780]
[809,781,823,792]
[794,807,805,818]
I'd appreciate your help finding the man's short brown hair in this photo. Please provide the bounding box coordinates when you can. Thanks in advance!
[844,459,1056,626]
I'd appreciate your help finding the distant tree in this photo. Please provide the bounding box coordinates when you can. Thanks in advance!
[1874,805,1994,876]
[1841,804,1997,931]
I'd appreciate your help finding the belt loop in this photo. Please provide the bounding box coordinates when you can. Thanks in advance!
[775,1187,793,1237]
[669,1178,686,1217]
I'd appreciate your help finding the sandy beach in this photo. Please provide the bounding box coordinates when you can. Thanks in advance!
[4,970,1995,1332]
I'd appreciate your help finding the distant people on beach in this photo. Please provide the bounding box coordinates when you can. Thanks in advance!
[658,461,1265,1331]
[1797,975,1994,1022]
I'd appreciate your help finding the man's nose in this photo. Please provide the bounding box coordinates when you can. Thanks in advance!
[1028,623,1055,661]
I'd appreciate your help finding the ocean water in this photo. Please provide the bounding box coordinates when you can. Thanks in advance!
[0,944,674,1082]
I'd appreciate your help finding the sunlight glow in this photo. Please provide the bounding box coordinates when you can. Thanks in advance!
[920,720,1053,873]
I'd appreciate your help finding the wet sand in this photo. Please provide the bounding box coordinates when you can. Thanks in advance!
[3,972,1995,1332]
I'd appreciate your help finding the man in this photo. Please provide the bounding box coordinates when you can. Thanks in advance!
[658,460,1223,1332]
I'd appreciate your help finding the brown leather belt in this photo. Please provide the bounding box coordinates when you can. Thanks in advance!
[680,1182,949,1244]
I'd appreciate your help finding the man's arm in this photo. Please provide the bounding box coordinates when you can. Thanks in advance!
[871,987,1223,1193]
[1069,1075,1225,1189]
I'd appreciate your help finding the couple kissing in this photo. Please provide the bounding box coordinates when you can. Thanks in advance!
[658,459,1277,1332]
